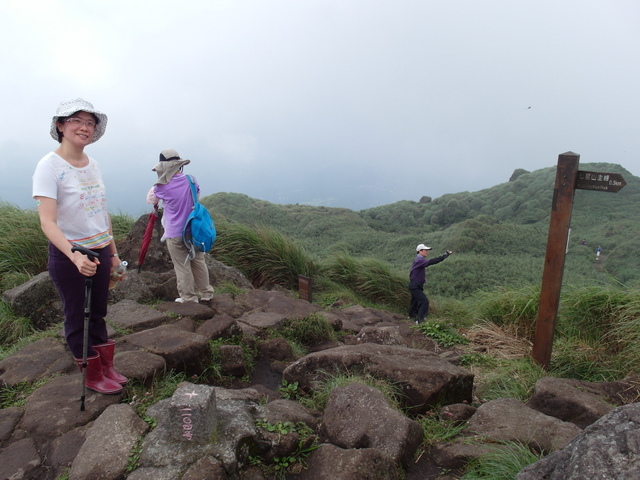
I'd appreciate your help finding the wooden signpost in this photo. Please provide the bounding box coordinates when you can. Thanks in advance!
[531,152,626,370]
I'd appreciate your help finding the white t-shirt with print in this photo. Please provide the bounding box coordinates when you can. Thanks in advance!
[32,152,112,249]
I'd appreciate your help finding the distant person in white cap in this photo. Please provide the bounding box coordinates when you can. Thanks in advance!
[408,244,452,324]
[146,149,215,303]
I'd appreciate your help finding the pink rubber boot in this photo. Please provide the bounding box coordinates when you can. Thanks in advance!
[75,354,123,394]
[93,340,128,385]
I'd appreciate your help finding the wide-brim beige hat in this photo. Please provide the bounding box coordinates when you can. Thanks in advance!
[50,98,108,143]
[153,148,191,184]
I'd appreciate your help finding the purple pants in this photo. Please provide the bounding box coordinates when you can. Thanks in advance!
[47,243,109,358]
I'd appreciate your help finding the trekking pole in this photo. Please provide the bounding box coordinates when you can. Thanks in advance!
[71,245,100,411]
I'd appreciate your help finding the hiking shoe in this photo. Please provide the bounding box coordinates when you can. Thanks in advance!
[175,298,185,303]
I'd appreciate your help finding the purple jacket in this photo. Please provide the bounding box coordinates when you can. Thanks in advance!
[409,253,448,284]
[153,173,199,238]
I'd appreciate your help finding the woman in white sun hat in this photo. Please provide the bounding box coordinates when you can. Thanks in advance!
[32,98,127,395]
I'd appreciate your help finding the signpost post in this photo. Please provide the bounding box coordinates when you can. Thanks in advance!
[531,153,626,370]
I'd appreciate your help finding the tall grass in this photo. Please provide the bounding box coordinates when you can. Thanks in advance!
[322,253,409,311]
[461,442,543,480]
[213,222,319,290]
[472,284,640,382]
[472,285,540,339]
[559,285,633,342]
[0,203,135,291]
[0,302,34,346]
[474,358,546,402]
[0,202,48,279]
[110,211,136,243]
[608,299,640,373]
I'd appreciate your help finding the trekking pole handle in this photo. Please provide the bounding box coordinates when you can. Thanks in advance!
[71,245,100,261]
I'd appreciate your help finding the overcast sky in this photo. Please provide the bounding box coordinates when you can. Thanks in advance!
[2,1,639,217]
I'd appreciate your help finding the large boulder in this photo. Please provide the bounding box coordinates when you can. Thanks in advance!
[0,336,75,387]
[117,212,253,290]
[322,382,423,467]
[467,398,582,453]
[18,375,122,440]
[0,437,41,480]
[2,271,63,328]
[234,290,321,318]
[516,403,640,480]
[526,376,613,428]
[283,343,473,413]
[526,375,640,428]
[69,404,150,480]
[117,211,173,274]
[297,444,402,480]
[120,325,211,375]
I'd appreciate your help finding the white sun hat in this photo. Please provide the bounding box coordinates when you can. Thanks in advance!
[50,98,108,143]
[416,244,432,252]
[152,148,191,185]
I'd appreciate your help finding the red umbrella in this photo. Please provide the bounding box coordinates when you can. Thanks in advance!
[138,205,159,273]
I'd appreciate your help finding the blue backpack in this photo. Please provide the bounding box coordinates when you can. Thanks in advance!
[182,175,216,258]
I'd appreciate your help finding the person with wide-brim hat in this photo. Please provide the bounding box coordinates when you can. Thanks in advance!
[146,148,215,303]
[32,98,127,394]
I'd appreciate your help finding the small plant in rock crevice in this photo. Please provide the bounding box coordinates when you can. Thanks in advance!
[278,380,300,400]
[126,437,144,473]
[0,377,53,409]
[415,411,466,456]
[252,420,319,479]
[123,371,191,418]
[54,468,70,480]
[415,319,469,348]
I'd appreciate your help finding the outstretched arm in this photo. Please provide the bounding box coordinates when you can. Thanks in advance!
[427,250,453,266]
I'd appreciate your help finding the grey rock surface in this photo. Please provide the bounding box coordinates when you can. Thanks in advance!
[516,402,640,480]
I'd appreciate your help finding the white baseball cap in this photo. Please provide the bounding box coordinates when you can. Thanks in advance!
[416,244,432,252]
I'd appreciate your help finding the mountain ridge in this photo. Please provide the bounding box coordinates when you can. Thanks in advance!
[201,162,640,297]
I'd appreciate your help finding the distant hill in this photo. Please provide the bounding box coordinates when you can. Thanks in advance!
[202,163,640,297]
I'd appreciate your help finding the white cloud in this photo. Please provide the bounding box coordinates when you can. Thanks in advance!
[1,0,640,215]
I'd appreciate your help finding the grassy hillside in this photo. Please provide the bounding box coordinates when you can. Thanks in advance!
[202,162,640,296]
[1,172,639,387]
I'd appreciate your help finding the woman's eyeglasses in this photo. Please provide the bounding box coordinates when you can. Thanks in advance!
[65,117,97,129]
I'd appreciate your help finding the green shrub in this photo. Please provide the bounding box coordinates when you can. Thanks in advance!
[415,320,469,347]
[278,313,336,348]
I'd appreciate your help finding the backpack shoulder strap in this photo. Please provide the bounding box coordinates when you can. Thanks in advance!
[186,175,198,206]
